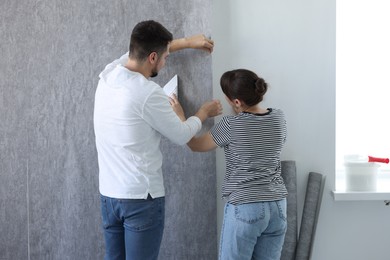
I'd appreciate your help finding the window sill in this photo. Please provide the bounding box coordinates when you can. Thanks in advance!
[332,190,390,201]
[334,170,390,201]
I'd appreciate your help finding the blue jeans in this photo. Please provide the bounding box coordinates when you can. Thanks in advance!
[219,199,287,260]
[100,194,165,260]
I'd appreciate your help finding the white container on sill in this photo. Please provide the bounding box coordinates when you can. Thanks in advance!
[344,162,380,191]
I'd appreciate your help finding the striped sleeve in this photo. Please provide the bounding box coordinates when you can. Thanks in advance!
[210,116,231,147]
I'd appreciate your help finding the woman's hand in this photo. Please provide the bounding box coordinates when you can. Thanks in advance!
[195,99,223,122]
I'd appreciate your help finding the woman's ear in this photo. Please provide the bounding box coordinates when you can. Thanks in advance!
[233,99,242,108]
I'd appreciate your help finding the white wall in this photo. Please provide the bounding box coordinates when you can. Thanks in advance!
[212,1,390,260]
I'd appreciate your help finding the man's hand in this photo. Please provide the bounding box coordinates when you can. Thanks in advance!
[169,94,186,121]
[169,34,214,53]
[186,34,214,53]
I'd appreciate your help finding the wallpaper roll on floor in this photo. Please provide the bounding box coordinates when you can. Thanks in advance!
[280,160,298,260]
[295,172,326,260]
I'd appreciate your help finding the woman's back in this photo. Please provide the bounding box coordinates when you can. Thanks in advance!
[211,108,287,205]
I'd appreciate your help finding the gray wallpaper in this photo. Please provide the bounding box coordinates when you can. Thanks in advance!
[0,0,216,259]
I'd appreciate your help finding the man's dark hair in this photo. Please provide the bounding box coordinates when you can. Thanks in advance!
[129,20,173,62]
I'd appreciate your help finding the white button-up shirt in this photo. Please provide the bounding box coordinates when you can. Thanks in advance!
[94,53,201,199]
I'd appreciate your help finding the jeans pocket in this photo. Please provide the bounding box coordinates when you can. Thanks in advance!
[234,203,265,224]
[124,198,164,232]
[276,199,287,221]
[100,196,110,229]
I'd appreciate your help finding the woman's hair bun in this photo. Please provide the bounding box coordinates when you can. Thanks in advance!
[255,77,268,96]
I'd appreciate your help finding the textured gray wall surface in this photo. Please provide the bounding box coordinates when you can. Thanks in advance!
[0,1,216,259]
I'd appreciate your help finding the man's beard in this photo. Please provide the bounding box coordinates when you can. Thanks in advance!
[150,62,159,78]
[150,69,158,78]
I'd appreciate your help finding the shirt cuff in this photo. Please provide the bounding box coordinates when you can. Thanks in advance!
[187,116,202,133]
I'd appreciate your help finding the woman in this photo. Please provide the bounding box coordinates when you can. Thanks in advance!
[187,69,288,260]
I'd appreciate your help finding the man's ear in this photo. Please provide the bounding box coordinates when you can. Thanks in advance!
[148,52,158,64]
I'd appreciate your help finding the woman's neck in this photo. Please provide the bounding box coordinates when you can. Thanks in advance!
[242,105,268,114]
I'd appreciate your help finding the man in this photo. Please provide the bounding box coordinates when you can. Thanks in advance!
[93,20,222,260]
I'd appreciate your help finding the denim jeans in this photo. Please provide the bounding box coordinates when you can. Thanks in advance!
[100,194,165,260]
[219,199,287,260]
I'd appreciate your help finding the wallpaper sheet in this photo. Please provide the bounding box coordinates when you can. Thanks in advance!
[0,0,216,259]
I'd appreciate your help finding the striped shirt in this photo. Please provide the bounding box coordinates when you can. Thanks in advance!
[210,108,287,205]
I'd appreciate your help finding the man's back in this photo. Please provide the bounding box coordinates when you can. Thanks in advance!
[94,63,165,199]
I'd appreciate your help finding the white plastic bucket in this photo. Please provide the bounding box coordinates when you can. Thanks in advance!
[344,162,379,191]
